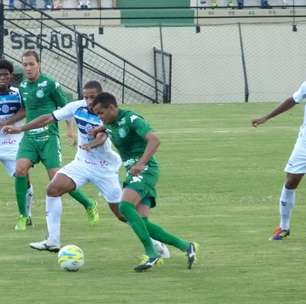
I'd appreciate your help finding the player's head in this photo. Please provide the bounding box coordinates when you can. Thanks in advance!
[83,81,103,111]
[92,92,118,123]
[0,59,14,92]
[21,50,40,81]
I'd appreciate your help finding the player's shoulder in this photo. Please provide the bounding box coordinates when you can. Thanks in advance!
[39,74,61,88]
[9,86,20,95]
[121,109,144,122]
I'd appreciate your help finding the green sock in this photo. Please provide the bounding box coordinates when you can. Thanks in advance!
[69,189,94,210]
[15,176,28,216]
[119,201,157,258]
[143,217,189,252]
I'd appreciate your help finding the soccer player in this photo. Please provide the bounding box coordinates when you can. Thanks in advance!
[0,59,33,222]
[4,81,171,258]
[252,81,306,240]
[11,50,98,231]
[91,92,199,272]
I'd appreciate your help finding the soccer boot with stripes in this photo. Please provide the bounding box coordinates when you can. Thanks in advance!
[134,255,163,272]
[30,240,60,253]
[186,242,200,269]
[269,226,290,240]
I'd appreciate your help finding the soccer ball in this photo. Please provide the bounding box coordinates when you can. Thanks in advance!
[57,244,84,272]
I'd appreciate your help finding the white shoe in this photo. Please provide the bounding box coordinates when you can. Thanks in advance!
[152,239,171,259]
[30,240,60,253]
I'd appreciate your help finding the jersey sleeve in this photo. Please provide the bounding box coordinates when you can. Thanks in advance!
[50,80,67,108]
[128,113,152,138]
[293,82,306,103]
[52,100,81,121]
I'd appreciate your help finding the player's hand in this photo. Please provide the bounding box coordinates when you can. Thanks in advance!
[89,126,106,138]
[251,116,267,128]
[1,125,22,134]
[130,163,145,176]
[79,143,92,151]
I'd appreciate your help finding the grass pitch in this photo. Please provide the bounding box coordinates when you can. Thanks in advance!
[1,102,306,304]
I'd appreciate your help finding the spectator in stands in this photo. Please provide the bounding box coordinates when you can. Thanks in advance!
[79,0,91,9]
[44,0,52,9]
[9,0,15,9]
[22,0,37,8]
[237,0,244,9]
[261,0,272,8]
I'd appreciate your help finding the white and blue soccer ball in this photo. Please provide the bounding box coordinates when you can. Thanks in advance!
[58,244,84,272]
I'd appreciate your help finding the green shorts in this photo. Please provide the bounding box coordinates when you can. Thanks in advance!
[17,134,62,170]
[123,162,160,208]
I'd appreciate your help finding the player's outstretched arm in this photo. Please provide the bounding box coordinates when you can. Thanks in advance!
[130,132,160,176]
[252,97,296,127]
[2,114,55,134]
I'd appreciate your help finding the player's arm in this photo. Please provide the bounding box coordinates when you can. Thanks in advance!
[79,132,108,151]
[0,107,26,128]
[252,97,296,127]
[129,115,160,176]
[88,125,106,137]
[2,114,55,134]
[130,133,160,176]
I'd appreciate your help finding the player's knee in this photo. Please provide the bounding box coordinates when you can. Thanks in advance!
[14,165,29,177]
[47,184,62,197]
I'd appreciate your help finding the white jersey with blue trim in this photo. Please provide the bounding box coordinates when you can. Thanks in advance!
[52,99,121,169]
[0,87,24,160]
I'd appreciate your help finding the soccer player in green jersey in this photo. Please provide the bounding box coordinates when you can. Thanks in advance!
[92,92,199,272]
[13,50,98,231]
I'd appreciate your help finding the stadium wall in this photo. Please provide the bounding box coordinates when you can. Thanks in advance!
[68,24,306,103]
[5,19,306,103]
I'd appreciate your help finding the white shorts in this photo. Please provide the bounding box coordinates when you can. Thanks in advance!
[285,131,306,174]
[0,159,16,176]
[57,159,122,203]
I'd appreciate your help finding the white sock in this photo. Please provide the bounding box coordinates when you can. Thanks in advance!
[46,196,62,246]
[279,185,295,230]
[26,185,33,217]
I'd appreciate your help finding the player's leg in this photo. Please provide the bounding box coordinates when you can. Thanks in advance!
[14,158,33,230]
[271,136,306,240]
[270,173,303,240]
[3,159,34,224]
[42,136,97,212]
[14,136,40,230]
[30,171,76,252]
[137,203,197,268]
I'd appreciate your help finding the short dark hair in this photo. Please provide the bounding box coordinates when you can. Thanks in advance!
[93,92,118,108]
[0,59,14,73]
[22,50,40,63]
[83,80,102,93]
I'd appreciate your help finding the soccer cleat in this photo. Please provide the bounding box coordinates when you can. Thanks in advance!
[14,215,29,231]
[186,242,199,270]
[86,201,100,225]
[26,216,33,226]
[134,255,163,272]
[152,239,171,259]
[29,240,60,253]
[269,226,290,240]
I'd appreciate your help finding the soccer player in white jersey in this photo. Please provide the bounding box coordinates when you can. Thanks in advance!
[252,81,306,240]
[0,59,33,223]
[4,81,170,258]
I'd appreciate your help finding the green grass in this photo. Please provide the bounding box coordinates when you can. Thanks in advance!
[1,102,306,304]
